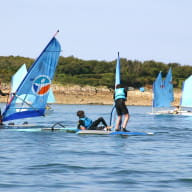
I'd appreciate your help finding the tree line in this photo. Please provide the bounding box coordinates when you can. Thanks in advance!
[0,55,192,89]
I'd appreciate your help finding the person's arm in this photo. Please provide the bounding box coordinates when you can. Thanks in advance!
[77,120,86,130]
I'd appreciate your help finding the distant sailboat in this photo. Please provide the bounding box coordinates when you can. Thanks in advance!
[174,75,192,115]
[2,31,61,122]
[152,68,174,114]
[180,75,192,107]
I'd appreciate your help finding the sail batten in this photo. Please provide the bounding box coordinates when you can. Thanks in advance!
[2,36,61,122]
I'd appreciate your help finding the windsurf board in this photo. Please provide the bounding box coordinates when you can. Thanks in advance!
[76,130,154,136]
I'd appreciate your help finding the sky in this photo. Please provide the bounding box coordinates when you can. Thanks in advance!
[1,0,192,65]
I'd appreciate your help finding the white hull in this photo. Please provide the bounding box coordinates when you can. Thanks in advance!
[150,110,192,116]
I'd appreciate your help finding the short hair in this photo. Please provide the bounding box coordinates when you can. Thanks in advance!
[77,110,85,118]
[116,84,121,89]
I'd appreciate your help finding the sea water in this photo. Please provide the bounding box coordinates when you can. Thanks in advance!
[0,104,192,192]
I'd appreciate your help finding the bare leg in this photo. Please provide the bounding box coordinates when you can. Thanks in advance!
[122,113,130,129]
[115,115,122,130]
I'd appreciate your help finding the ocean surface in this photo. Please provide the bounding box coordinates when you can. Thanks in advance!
[0,103,192,192]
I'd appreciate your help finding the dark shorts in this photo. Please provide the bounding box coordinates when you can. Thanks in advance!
[115,99,129,116]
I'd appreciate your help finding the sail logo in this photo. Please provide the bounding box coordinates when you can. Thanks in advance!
[32,75,51,96]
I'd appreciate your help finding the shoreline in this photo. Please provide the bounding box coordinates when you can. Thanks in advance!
[51,84,182,106]
[0,84,181,106]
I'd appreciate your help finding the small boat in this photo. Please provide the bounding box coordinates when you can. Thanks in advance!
[168,75,192,116]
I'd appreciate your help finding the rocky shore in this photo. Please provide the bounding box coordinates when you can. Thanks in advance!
[52,85,181,106]
[0,84,181,106]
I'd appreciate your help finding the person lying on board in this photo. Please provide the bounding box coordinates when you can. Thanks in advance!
[114,84,130,132]
[76,110,111,131]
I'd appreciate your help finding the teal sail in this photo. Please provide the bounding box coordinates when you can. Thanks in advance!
[47,89,55,103]
[115,52,121,86]
[2,34,61,122]
[11,64,27,93]
[180,75,192,107]
[11,64,29,104]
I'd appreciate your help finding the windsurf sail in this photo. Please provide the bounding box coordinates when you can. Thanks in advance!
[110,52,121,127]
[11,64,27,93]
[115,52,121,86]
[11,64,29,104]
[2,32,61,122]
[180,75,192,107]
[12,63,56,104]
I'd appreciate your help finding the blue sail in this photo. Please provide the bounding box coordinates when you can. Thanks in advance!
[153,72,163,107]
[153,68,174,108]
[153,72,170,107]
[164,67,174,103]
[180,75,192,107]
[12,64,56,104]
[2,36,61,121]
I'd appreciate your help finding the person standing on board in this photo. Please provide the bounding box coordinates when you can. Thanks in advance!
[114,84,129,132]
[76,110,111,130]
